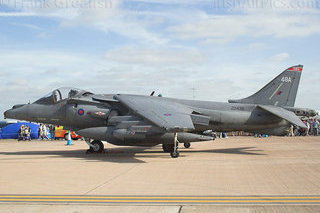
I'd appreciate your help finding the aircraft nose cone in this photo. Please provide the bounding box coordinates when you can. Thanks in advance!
[4,104,28,120]
[4,109,12,119]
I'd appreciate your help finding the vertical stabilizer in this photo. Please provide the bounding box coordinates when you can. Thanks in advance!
[228,65,303,107]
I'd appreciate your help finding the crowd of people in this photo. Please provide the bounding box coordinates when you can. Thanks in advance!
[17,123,56,141]
[288,119,320,137]
[37,124,57,140]
[18,125,31,141]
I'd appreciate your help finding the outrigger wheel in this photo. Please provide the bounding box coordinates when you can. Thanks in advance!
[86,140,105,153]
[184,142,191,148]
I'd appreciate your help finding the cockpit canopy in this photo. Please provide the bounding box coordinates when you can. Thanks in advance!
[34,87,89,105]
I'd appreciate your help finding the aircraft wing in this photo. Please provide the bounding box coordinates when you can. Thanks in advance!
[257,105,307,128]
[115,94,195,132]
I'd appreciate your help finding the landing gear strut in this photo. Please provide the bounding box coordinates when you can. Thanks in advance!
[170,132,180,158]
[85,139,105,153]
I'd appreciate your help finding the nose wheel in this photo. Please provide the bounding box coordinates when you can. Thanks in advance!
[85,139,105,153]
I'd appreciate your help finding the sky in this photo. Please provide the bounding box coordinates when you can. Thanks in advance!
[0,0,320,118]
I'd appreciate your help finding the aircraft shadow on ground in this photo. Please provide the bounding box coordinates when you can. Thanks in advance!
[181,146,265,155]
[0,146,265,163]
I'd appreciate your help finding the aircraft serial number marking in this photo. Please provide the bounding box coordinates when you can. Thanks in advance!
[231,106,244,111]
[281,76,291,83]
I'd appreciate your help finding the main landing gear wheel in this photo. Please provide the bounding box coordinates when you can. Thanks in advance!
[162,144,174,153]
[170,132,180,158]
[184,142,191,148]
[86,140,104,153]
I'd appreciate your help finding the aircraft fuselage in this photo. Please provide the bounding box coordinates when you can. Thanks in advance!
[5,94,289,140]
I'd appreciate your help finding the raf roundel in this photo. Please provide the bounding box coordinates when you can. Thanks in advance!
[78,109,85,116]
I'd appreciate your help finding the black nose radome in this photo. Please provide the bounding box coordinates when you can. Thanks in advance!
[4,109,15,119]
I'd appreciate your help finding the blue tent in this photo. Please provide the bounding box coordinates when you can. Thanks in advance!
[0,123,39,139]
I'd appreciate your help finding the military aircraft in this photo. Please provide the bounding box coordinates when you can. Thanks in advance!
[4,65,309,158]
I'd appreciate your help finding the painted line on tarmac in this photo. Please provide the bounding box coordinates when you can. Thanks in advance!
[1,195,320,199]
[0,195,320,204]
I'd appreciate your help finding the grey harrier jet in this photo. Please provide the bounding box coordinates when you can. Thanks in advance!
[4,65,308,158]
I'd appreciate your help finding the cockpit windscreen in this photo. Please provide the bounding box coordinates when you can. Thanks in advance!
[34,87,84,105]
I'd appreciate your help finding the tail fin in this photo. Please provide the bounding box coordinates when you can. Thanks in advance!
[228,65,303,107]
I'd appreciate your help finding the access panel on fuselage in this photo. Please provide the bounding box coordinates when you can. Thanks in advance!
[66,104,110,129]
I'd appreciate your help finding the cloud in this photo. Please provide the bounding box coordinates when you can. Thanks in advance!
[3,0,320,45]
[200,38,232,45]
[59,0,169,44]
[105,47,205,66]
[269,53,290,61]
[131,0,203,4]
[0,0,109,18]
[233,0,320,12]
[167,0,320,43]
[0,0,168,44]
[168,12,320,42]
[248,42,267,49]
[10,22,43,30]
[37,32,50,38]
[0,12,38,16]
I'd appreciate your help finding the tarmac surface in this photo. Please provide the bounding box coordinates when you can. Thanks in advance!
[0,136,320,212]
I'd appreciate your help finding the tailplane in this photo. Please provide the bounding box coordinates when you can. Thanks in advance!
[228,65,303,107]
